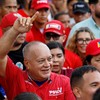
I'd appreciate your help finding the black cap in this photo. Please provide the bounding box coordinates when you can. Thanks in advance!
[73,1,90,14]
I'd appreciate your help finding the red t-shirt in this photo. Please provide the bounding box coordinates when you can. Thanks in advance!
[26,30,34,42]
[0,57,75,100]
[64,49,82,69]
[26,25,45,43]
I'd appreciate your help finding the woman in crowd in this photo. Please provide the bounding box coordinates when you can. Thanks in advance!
[85,39,100,71]
[67,27,95,63]
[47,41,73,77]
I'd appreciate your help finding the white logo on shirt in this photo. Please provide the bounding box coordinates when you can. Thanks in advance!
[49,87,63,96]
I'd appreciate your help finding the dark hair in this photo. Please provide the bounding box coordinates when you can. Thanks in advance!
[93,88,100,100]
[70,65,98,89]
[14,92,41,100]
[0,0,5,7]
[84,55,93,65]
[54,11,69,20]
[47,41,65,55]
[89,0,99,4]
[67,0,84,4]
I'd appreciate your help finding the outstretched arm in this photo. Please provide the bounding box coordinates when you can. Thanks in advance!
[0,12,39,77]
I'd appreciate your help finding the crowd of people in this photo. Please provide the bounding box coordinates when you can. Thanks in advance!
[0,0,100,100]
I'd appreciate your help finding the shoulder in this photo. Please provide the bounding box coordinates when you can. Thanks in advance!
[65,49,80,58]
[73,17,91,29]
[50,73,70,83]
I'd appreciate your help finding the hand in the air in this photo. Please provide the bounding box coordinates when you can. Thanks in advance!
[13,11,39,33]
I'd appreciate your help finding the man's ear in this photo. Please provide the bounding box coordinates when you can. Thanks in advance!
[89,4,95,13]
[73,87,82,99]
[62,34,67,43]
[24,59,30,70]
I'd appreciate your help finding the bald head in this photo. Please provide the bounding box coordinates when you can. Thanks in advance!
[23,41,51,59]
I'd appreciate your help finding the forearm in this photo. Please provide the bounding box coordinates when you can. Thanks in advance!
[0,27,19,59]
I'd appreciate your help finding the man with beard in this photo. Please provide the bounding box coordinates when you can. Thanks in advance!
[67,0,100,45]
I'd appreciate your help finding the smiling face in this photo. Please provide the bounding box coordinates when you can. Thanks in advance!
[76,32,92,55]
[78,71,100,100]
[50,48,65,74]
[24,43,53,81]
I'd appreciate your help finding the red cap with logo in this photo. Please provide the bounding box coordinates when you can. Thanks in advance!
[0,12,22,29]
[86,39,100,56]
[31,0,50,10]
[44,20,65,35]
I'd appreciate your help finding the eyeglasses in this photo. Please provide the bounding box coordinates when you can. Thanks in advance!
[45,33,61,40]
[76,38,92,44]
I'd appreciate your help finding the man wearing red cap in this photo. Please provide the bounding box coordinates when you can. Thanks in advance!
[26,0,50,43]
[44,20,82,69]
[0,0,18,37]
[0,12,75,100]
[0,12,27,70]
[85,39,100,71]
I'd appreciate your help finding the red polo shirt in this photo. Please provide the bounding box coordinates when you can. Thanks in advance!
[0,57,75,100]
[26,25,45,43]
[64,49,82,69]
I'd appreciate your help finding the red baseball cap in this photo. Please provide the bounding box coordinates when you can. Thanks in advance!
[44,20,65,35]
[0,12,22,29]
[31,0,50,10]
[86,39,100,56]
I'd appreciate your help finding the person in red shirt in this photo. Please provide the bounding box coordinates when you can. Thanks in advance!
[43,20,82,69]
[17,0,31,17]
[0,11,75,100]
[47,41,73,77]
[26,0,50,43]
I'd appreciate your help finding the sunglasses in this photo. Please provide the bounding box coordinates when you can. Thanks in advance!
[45,33,61,40]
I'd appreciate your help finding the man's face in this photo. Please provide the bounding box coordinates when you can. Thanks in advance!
[35,8,49,24]
[94,1,100,18]
[1,0,18,17]
[14,33,26,46]
[25,44,53,81]
[3,26,26,46]
[73,12,90,23]
[79,71,100,100]
[67,0,78,17]
[44,32,65,44]
[51,48,65,74]
[91,54,100,72]
[57,14,70,28]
